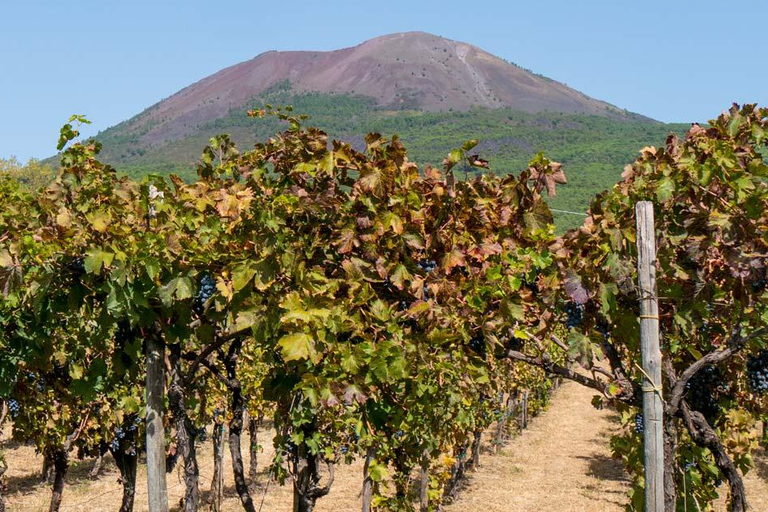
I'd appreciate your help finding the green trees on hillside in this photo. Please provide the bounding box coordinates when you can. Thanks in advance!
[0,157,56,191]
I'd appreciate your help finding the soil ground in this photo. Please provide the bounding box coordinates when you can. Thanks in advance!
[2,381,766,511]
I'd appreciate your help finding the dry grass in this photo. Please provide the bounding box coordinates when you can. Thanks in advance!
[2,427,364,512]
[2,383,766,511]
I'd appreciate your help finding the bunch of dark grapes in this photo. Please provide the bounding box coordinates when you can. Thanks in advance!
[417,259,437,274]
[507,336,524,351]
[685,365,723,422]
[596,320,611,338]
[284,441,298,457]
[110,428,124,452]
[197,426,208,443]
[66,255,86,276]
[194,274,216,314]
[634,413,644,433]
[7,398,20,418]
[746,350,768,395]
[469,335,486,359]
[110,415,141,455]
[564,302,584,328]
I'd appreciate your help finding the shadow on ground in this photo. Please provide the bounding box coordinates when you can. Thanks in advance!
[753,447,768,481]
[5,453,116,496]
[575,453,628,482]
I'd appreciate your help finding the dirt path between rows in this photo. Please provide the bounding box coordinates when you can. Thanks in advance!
[444,380,631,512]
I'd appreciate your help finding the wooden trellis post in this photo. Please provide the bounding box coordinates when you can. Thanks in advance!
[636,201,664,512]
[146,332,169,512]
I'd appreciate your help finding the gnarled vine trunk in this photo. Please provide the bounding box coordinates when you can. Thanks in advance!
[0,455,7,512]
[662,413,679,511]
[169,344,200,512]
[41,452,55,484]
[493,392,513,453]
[207,417,225,512]
[470,428,482,469]
[47,448,68,512]
[0,401,7,512]
[223,339,256,512]
[681,404,747,512]
[443,441,469,500]
[89,443,109,479]
[109,442,138,512]
[248,415,261,488]
[292,446,333,512]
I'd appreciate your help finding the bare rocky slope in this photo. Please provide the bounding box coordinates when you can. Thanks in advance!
[113,32,641,147]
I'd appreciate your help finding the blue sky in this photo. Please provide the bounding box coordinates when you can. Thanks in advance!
[2,0,766,161]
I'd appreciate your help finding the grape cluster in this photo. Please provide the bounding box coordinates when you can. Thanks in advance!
[7,398,20,418]
[197,426,208,443]
[596,320,611,338]
[394,430,405,440]
[564,302,584,328]
[194,274,216,314]
[685,365,723,422]
[746,350,768,394]
[284,441,298,457]
[110,415,141,455]
[507,336,524,351]
[634,413,644,433]
[66,255,86,276]
[469,335,486,359]
[110,433,123,452]
[417,259,437,273]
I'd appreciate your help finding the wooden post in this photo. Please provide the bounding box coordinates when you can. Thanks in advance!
[636,201,664,512]
[146,332,169,512]
[361,448,375,512]
[520,390,529,430]
[419,449,429,512]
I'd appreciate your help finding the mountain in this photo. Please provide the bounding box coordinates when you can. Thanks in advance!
[86,32,685,230]
[103,32,645,149]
